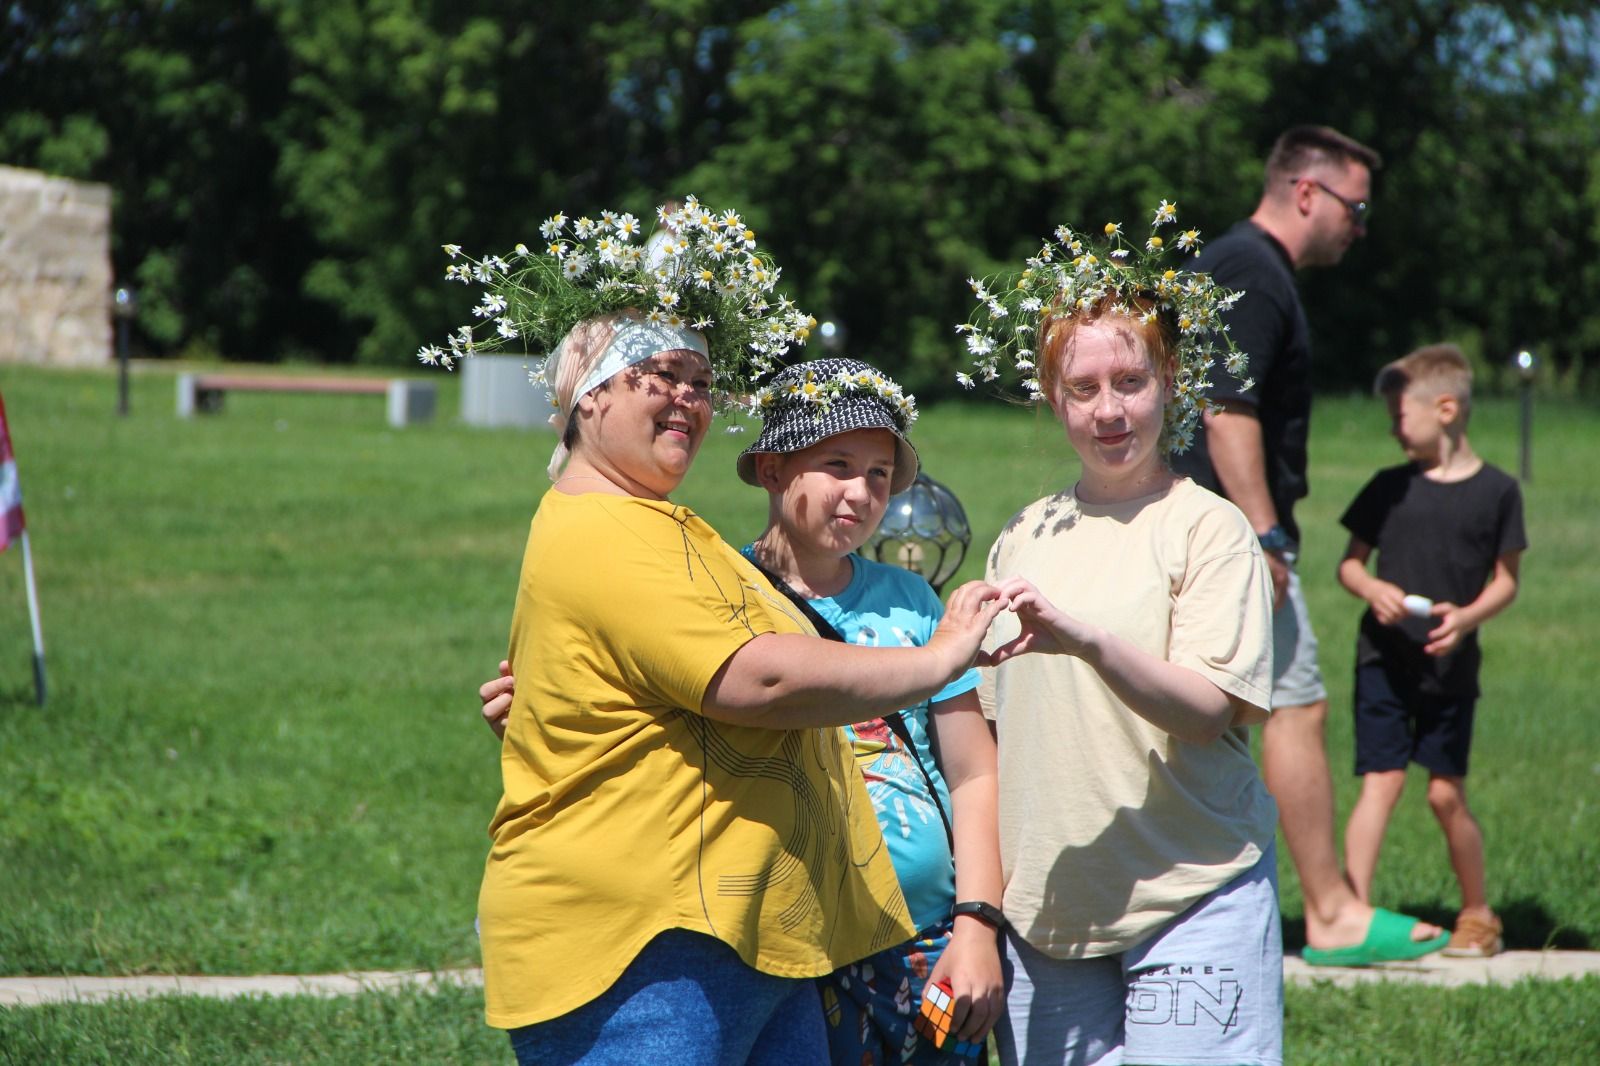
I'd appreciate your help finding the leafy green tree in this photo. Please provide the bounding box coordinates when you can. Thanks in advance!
[3,0,1595,395]
[682,0,1294,393]
[1,0,310,356]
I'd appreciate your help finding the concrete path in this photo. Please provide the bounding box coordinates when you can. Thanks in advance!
[0,968,484,1008]
[3,952,1597,1008]
[1283,949,1600,988]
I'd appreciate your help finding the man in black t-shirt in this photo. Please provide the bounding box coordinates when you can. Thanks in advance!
[1173,126,1448,962]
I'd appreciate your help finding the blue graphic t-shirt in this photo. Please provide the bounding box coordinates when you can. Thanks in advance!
[741,548,981,931]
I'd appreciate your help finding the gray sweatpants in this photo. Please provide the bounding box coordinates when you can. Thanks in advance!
[995,847,1283,1066]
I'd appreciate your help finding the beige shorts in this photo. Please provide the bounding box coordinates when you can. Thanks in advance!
[1270,564,1327,709]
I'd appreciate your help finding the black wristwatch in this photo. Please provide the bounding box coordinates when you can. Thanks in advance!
[1256,524,1297,556]
[951,900,1008,930]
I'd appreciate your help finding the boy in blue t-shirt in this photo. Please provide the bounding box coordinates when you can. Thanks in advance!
[735,358,1002,1063]
[1336,344,1526,959]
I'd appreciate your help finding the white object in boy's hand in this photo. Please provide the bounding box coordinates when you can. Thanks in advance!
[1402,594,1434,619]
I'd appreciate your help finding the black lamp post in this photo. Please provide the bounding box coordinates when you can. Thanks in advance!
[114,286,138,416]
[860,472,973,594]
[1513,349,1537,482]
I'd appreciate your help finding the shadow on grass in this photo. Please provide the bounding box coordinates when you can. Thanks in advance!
[1281,898,1592,952]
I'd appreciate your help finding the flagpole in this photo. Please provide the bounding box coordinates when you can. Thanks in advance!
[19,529,44,706]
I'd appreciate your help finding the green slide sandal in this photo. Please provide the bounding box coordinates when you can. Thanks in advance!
[1300,908,1451,967]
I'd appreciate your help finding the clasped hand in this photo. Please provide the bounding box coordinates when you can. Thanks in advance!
[979,577,1098,666]
[1364,580,1467,656]
[929,578,1090,673]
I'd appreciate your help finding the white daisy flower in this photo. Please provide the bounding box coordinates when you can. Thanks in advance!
[539,214,567,239]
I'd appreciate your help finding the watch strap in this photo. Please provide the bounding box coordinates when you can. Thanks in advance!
[1257,524,1296,555]
[951,900,1007,930]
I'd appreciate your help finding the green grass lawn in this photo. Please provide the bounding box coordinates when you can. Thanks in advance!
[5,979,1598,1064]
[0,364,1596,1060]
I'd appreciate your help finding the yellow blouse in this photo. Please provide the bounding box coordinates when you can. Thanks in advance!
[478,490,912,1028]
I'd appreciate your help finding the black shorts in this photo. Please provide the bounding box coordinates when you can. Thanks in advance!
[1352,662,1477,777]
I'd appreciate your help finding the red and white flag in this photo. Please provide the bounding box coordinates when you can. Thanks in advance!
[0,391,25,552]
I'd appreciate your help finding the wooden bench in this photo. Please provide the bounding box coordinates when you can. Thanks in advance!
[176,373,437,428]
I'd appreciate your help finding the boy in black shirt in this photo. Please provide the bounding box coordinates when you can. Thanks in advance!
[1337,344,1526,958]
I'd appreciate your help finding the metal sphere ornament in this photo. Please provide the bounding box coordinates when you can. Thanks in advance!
[859,471,972,593]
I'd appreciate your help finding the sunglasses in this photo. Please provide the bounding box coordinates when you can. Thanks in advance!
[1291,177,1370,226]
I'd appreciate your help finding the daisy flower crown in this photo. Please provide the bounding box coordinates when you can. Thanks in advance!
[418,195,815,413]
[955,200,1250,453]
[752,363,918,429]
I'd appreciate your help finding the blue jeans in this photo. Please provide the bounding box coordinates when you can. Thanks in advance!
[508,929,826,1066]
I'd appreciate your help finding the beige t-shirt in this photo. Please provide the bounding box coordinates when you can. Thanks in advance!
[980,477,1276,958]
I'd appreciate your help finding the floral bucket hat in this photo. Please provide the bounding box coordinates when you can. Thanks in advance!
[736,357,920,494]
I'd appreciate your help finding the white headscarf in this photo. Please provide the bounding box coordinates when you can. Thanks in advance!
[544,316,709,480]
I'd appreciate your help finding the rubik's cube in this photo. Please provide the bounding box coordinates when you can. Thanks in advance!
[912,978,984,1058]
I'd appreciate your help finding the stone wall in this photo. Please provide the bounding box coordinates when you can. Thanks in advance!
[0,164,113,366]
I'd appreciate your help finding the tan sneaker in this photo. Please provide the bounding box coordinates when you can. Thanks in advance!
[1443,910,1503,957]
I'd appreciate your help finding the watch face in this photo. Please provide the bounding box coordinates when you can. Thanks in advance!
[1259,527,1294,553]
